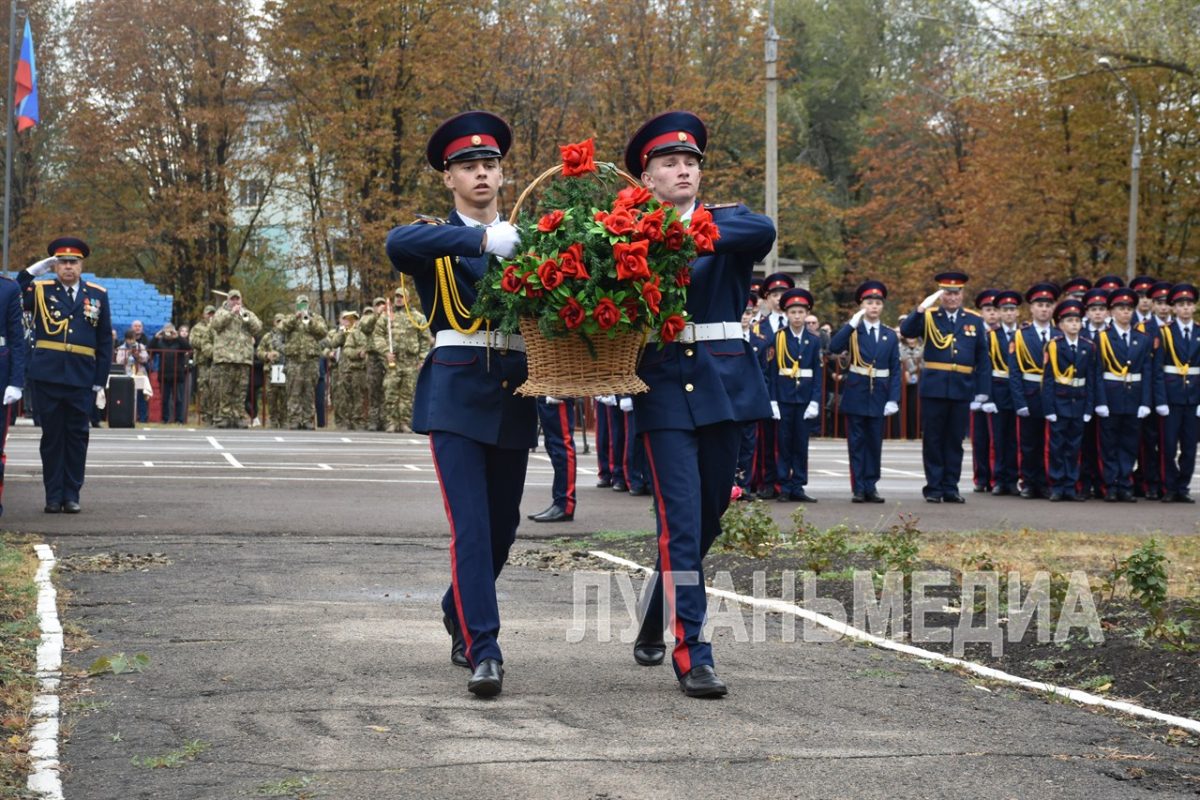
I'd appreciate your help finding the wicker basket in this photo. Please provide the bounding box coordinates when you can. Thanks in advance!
[510,163,650,397]
[516,318,649,397]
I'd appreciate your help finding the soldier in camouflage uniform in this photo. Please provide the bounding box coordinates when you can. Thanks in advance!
[383,287,432,432]
[328,310,369,430]
[281,294,328,430]
[257,313,288,429]
[210,289,262,428]
[358,296,389,431]
[189,305,217,425]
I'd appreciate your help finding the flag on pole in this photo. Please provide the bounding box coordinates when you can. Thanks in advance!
[14,19,39,132]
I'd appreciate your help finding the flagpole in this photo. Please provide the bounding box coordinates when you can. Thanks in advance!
[3,0,18,273]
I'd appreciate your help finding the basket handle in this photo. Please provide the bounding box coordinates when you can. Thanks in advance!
[508,163,641,225]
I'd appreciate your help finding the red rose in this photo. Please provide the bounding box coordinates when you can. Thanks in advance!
[664,220,685,251]
[660,314,686,343]
[560,138,596,177]
[602,207,636,237]
[690,204,714,228]
[593,297,621,330]
[594,210,607,222]
[559,297,586,329]
[537,210,565,233]
[640,276,662,315]
[622,297,639,323]
[537,258,564,290]
[524,284,544,298]
[501,265,524,293]
[688,206,721,254]
[614,185,653,208]
[675,266,691,287]
[558,243,589,279]
[633,207,666,243]
[691,228,716,255]
[614,239,651,281]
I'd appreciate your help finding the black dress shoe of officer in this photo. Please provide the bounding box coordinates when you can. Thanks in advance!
[1048,492,1065,502]
[924,495,942,504]
[62,501,81,514]
[467,658,504,697]
[633,638,666,666]
[865,491,885,503]
[611,480,628,492]
[44,502,62,514]
[973,484,989,493]
[628,486,649,497]
[851,493,866,503]
[1103,492,1120,502]
[595,478,613,488]
[678,665,728,698]
[792,490,818,503]
[443,614,470,669]
[1145,490,1161,501]
[527,504,556,521]
[1117,490,1137,503]
[992,484,1014,496]
[942,494,965,504]
[532,505,573,522]
[1067,494,1087,502]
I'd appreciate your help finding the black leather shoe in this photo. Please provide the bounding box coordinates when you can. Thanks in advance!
[943,494,965,504]
[467,658,504,697]
[678,665,727,698]
[1145,490,1161,501]
[775,493,795,503]
[973,484,989,493]
[443,615,470,669]
[628,486,649,497]
[1048,492,1064,502]
[1103,492,1119,502]
[43,503,62,514]
[531,505,573,522]
[527,504,556,520]
[595,478,612,488]
[925,496,942,503]
[792,490,818,503]
[611,481,628,492]
[62,501,81,514]
[1179,493,1196,504]
[633,639,666,666]
[851,493,866,503]
[865,491,885,503]
[1118,490,1137,503]
[1067,494,1087,502]
[1019,487,1037,499]
[992,484,1014,496]
[757,488,779,500]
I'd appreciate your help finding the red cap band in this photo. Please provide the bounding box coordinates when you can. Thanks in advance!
[443,133,499,162]
[53,247,84,258]
[641,131,699,165]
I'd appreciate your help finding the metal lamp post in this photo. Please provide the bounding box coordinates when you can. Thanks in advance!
[1098,57,1142,282]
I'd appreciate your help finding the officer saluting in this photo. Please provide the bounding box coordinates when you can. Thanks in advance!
[898,271,989,503]
[384,111,535,698]
[18,238,113,513]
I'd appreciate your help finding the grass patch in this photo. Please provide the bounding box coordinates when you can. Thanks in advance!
[254,775,320,797]
[0,533,41,798]
[131,739,210,769]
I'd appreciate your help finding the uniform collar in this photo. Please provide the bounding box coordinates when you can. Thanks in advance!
[456,211,502,228]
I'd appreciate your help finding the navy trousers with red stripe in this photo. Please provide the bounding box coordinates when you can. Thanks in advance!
[970,409,992,488]
[990,410,1019,490]
[537,399,576,514]
[1016,412,1050,494]
[605,404,626,485]
[845,413,883,495]
[430,432,529,667]
[640,422,741,678]
[1100,412,1141,493]
[621,409,648,493]
[594,402,612,483]
[1161,406,1199,497]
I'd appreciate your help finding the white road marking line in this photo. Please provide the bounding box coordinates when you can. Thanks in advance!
[317,463,332,470]
[206,435,224,451]
[29,544,63,800]
[142,461,154,467]
[137,435,146,440]
[341,437,352,443]
[403,464,421,471]
[275,437,285,442]
[881,467,925,477]
[222,452,244,468]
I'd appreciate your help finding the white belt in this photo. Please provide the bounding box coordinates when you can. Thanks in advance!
[785,369,815,378]
[433,330,526,353]
[992,369,1010,379]
[849,365,889,377]
[1164,366,1192,375]
[1054,377,1087,388]
[648,321,743,344]
[1103,372,1142,382]
[1022,373,1043,383]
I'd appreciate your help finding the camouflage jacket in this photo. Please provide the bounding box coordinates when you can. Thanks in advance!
[190,321,214,365]
[282,312,329,361]
[328,326,370,370]
[257,327,287,365]
[211,306,263,365]
[389,309,431,361]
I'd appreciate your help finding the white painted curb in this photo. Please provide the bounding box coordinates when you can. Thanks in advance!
[590,549,1200,736]
[29,544,64,800]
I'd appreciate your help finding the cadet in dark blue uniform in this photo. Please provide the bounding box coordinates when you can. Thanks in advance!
[625,111,775,697]
[898,271,990,503]
[384,111,536,697]
[1093,288,1157,502]
[751,271,792,499]
[1134,281,1173,498]
[983,290,1021,495]
[618,395,649,495]
[18,238,112,513]
[1042,299,1098,501]
[529,397,576,522]
[593,395,614,487]
[765,288,822,503]
[734,293,762,498]
[1079,287,1111,498]
[969,289,1001,491]
[0,269,27,516]
[1154,283,1200,503]
[828,280,900,502]
[1007,283,1060,499]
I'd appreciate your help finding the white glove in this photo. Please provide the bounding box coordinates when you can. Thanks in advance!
[619,397,633,413]
[1083,413,1092,423]
[1045,413,1058,423]
[883,401,899,416]
[1137,406,1150,419]
[596,394,616,407]
[2,386,21,405]
[27,256,56,276]
[544,396,562,405]
[482,221,520,259]
[918,289,944,312]
[1016,407,1030,418]
[969,401,981,411]
[973,394,988,404]
[981,402,997,414]
[94,388,106,409]
[849,309,865,328]
[804,401,819,420]
[1156,405,1169,417]
[1094,405,1109,418]
[1196,406,1200,418]
[770,401,781,420]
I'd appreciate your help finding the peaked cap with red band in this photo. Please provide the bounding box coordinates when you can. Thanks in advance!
[1107,288,1138,308]
[934,271,968,289]
[856,280,887,303]
[996,290,1022,308]
[47,236,89,259]
[425,111,512,170]
[624,111,707,176]
[780,288,814,310]
[1025,282,1061,305]
[762,271,795,294]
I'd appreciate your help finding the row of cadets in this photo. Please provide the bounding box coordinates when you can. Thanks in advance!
[762,288,821,502]
[1007,282,1061,498]
[1134,280,1175,497]
[1155,283,1200,502]
[749,271,793,498]
[1041,299,1098,501]
[593,394,649,495]
[827,280,900,502]
[898,271,990,503]
[970,289,1020,494]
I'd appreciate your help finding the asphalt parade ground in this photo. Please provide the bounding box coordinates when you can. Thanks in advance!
[6,426,1200,798]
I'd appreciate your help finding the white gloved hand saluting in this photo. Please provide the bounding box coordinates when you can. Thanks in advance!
[849,309,865,328]
[2,386,21,405]
[482,221,520,259]
[619,397,633,413]
[981,402,997,414]
[804,401,820,420]
[27,256,57,277]
[918,289,944,312]
[1094,405,1109,418]
[883,401,899,417]
[771,401,781,420]
[1137,406,1150,419]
